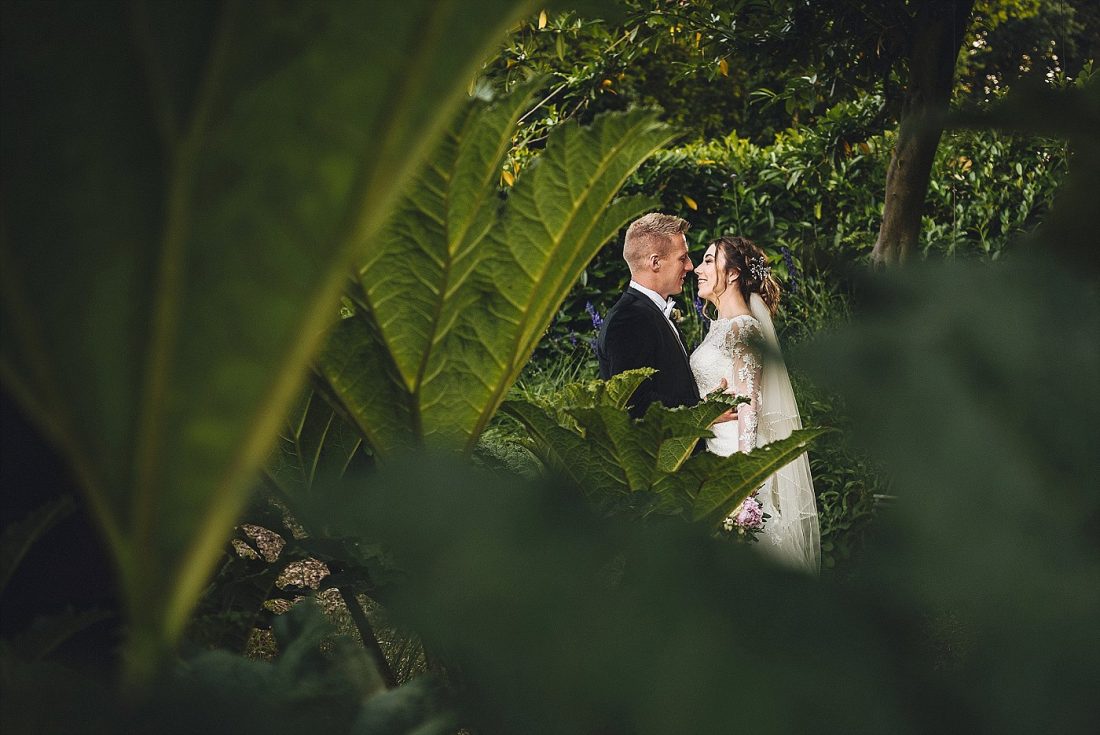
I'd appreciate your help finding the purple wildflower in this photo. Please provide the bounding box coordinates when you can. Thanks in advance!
[694,296,704,318]
[585,301,604,331]
[780,246,800,294]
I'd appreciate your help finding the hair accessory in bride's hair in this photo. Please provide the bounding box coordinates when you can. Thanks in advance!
[748,255,771,282]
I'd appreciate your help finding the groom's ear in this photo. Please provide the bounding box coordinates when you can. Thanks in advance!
[649,253,661,271]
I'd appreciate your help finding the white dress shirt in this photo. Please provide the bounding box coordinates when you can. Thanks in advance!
[629,280,675,322]
[629,280,687,355]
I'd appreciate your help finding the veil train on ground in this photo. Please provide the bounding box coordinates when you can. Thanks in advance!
[749,293,821,575]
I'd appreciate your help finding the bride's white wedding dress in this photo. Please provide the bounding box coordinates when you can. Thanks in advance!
[689,294,821,574]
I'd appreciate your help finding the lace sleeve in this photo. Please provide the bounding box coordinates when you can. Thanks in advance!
[722,318,764,453]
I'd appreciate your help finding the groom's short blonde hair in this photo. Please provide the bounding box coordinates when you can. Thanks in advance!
[623,213,691,271]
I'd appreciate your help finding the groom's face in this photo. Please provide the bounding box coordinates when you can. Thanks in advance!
[656,233,693,298]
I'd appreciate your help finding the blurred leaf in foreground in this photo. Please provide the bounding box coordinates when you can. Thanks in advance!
[795,254,1100,732]
[298,457,927,734]
[0,0,534,678]
[1,601,453,735]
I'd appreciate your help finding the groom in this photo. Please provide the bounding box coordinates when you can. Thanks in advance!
[597,212,735,423]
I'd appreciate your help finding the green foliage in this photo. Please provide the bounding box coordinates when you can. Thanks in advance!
[488,1,1095,159]
[184,494,300,655]
[1,602,453,735]
[795,255,1099,731]
[701,387,753,410]
[501,342,879,569]
[771,273,854,343]
[959,0,1100,99]
[0,497,112,662]
[538,95,1065,359]
[239,390,394,664]
[316,86,675,455]
[299,288,1099,732]
[500,370,828,528]
[1,6,1093,731]
[511,327,879,570]
[4,608,114,664]
[219,85,680,691]
[526,367,655,424]
[268,389,370,500]
[630,106,1065,265]
[789,372,887,572]
[332,460,917,733]
[948,76,1100,273]
[486,4,768,144]
[0,0,538,679]
[512,340,602,400]
[0,495,75,597]
[297,92,1100,723]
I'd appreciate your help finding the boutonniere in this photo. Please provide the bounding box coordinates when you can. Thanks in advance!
[670,307,683,323]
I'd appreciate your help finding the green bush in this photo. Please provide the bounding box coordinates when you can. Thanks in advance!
[537,95,1066,361]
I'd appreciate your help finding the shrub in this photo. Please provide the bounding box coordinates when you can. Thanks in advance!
[535,95,1066,362]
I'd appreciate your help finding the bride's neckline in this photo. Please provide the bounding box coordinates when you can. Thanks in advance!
[710,313,756,322]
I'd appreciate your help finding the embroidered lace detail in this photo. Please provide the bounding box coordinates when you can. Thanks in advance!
[689,315,763,455]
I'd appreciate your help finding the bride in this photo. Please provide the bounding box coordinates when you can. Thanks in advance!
[689,235,820,574]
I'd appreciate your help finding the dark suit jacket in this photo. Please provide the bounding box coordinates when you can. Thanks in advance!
[596,288,701,418]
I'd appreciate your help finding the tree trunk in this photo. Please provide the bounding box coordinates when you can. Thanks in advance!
[871,0,974,265]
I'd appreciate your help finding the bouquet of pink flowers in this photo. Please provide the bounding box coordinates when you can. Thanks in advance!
[722,494,766,541]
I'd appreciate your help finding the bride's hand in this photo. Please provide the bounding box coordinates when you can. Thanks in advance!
[710,378,738,424]
[711,408,738,424]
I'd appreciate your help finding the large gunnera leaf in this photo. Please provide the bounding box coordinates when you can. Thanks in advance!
[0,0,534,677]
[267,388,368,500]
[501,373,829,525]
[319,89,676,454]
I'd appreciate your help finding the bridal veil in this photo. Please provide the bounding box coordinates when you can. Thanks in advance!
[749,293,821,575]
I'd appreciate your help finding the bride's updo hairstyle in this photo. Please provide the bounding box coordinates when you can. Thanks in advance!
[709,235,781,315]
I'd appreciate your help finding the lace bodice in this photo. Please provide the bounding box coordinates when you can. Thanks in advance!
[689,315,763,455]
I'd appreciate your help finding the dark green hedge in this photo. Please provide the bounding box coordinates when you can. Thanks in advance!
[540,96,1066,358]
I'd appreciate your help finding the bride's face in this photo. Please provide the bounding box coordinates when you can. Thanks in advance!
[695,244,731,304]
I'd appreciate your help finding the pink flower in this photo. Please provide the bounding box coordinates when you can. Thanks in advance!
[728,496,764,531]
